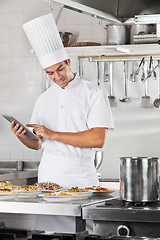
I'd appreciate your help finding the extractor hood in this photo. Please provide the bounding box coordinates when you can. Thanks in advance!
[42,0,160,23]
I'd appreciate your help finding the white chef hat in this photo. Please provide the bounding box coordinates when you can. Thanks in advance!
[22,13,68,69]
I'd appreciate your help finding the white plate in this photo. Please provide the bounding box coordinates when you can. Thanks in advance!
[0,194,18,200]
[91,190,114,194]
[18,190,40,198]
[42,195,73,202]
[71,192,92,199]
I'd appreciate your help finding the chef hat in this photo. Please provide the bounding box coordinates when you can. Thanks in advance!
[23,13,68,69]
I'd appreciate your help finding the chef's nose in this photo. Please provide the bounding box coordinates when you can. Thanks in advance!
[54,71,61,80]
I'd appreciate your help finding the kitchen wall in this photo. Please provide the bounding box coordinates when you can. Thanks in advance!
[0,0,160,230]
[0,0,107,164]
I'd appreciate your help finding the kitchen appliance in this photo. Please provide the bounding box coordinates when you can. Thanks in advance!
[120,157,159,203]
[0,226,159,239]
[82,198,160,238]
[130,24,155,44]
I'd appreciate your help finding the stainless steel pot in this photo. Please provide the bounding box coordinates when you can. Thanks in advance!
[130,24,155,44]
[59,32,73,47]
[120,157,159,202]
[105,24,127,45]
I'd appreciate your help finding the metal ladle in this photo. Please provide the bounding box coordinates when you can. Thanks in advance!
[130,61,136,82]
[119,61,130,102]
[104,61,110,82]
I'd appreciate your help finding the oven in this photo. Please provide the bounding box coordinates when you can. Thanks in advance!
[82,198,160,238]
[0,227,158,240]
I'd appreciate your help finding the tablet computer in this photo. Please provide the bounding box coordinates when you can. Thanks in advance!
[2,114,40,140]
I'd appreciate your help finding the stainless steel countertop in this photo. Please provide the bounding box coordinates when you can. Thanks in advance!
[0,191,116,217]
[0,170,38,181]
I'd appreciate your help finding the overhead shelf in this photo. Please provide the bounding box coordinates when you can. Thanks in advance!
[66,43,160,61]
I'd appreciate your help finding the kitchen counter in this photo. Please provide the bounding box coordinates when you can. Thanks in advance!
[0,170,38,182]
[0,190,118,216]
[0,190,119,232]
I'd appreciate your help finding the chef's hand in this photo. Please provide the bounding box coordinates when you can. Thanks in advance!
[26,124,55,141]
[11,121,26,140]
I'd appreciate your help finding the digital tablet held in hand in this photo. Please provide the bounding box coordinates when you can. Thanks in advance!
[2,114,40,140]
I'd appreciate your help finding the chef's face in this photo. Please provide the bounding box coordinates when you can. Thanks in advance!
[45,59,75,89]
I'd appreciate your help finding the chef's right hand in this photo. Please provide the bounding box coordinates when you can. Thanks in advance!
[11,121,26,139]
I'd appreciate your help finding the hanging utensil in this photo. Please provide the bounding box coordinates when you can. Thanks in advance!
[147,56,152,78]
[141,59,153,108]
[104,61,110,82]
[78,58,84,78]
[143,62,159,82]
[96,61,100,86]
[108,62,116,107]
[151,58,157,80]
[119,61,130,102]
[153,60,160,108]
[130,61,136,82]
[135,57,145,76]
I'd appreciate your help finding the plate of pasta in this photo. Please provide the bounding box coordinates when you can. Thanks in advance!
[42,192,73,202]
[65,187,92,199]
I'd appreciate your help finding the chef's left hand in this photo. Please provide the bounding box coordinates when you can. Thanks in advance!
[26,124,56,141]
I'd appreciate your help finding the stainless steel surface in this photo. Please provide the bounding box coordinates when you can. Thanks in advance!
[59,31,73,47]
[117,225,130,236]
[141,60,153,108]
[144,62,159,82]
[0,192,115,217]
[0,170,38,182]
[16,161,24,171]
[130,61,136,82]
[135,58,145,76]
[43,0,160,21]
[0,161,38,183]
[120,157,159,202]
[119,61,129,102]
[108,62,116,106]
[130,24,154,44]
[94,151,103,170]
[104,61,110,82]
[82,198,160,237]
[96,61,100,86]
[106,24,127,45]
[153,60,160,108]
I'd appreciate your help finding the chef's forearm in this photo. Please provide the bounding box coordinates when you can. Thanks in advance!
[17,135,42,150]
[54,128,106,148]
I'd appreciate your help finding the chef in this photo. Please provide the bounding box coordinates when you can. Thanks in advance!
[11,13,114,233]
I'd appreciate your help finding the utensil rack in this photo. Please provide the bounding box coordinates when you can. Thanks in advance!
[78,54,160,62]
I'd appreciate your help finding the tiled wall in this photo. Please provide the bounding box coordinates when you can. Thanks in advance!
[0,0,108,163]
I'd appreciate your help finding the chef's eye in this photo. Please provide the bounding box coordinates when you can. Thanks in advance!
[58,67,64,71]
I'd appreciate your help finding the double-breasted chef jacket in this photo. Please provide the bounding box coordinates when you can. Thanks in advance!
[30,73,114,188]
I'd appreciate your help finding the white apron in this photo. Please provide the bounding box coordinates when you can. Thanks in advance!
[38,149,99,188]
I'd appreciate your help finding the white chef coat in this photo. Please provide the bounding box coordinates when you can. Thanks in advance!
[30,73,114,187]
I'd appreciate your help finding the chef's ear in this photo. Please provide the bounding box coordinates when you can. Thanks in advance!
[65,59,71,66]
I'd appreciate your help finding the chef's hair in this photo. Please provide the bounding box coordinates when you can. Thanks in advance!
[64,60,68,65]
